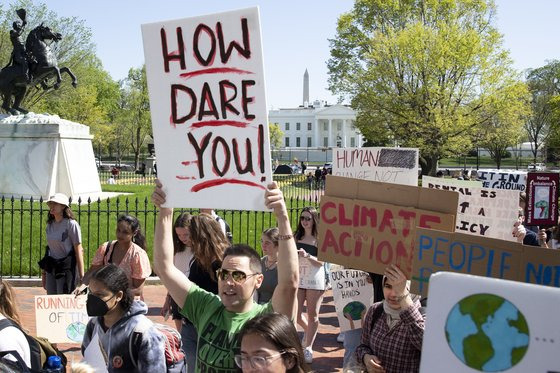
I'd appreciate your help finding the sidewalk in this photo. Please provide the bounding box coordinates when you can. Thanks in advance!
[14,284,344,372]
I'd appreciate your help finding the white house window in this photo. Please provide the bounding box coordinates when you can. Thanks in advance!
[323,137,328,147]
[296,137,301,147]
[285,122,290,131]
[296,122,301,131]
[323,122,328,131]
[285,137,290,147]
[351,137,356,147]
[307,122,312,131]
[307,137,312,147]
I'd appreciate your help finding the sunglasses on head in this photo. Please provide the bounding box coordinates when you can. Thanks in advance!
[216,268,260,283]
[300,216,312,222]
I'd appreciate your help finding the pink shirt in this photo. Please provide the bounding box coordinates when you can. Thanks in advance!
[92,240,152,282]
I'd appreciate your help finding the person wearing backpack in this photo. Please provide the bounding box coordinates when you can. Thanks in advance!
[81,264,167,372]
[0,279,30,369]
[355,265,425,373]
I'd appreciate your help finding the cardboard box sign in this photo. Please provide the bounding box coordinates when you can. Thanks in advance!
[318,176,458,278]
[411,227,560,297]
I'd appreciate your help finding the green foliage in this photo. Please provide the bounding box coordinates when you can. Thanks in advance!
[268,122,284,149]
[328,0,526,175]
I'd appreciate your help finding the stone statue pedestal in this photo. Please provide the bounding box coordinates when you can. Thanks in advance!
[0,113,102,200]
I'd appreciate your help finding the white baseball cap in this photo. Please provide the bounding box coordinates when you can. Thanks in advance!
[46,193,69,207]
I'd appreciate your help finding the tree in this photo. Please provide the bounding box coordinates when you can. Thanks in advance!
[119,66,151,169]
[268,122,284,150]
[0,0,96,111]
[477,82,530,169]
[328,0,527,175]
[525,61,560,163]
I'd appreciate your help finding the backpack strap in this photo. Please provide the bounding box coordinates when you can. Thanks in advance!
[129,317,152,370]
[0,318,42,371]
[103,241,114,264]
[0,350,32,373]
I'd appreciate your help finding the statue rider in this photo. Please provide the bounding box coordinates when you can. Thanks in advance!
[9,9,31,83]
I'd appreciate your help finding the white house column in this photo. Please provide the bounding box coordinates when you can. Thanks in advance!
[314,118,320,147]
[328,119,332,147]
[342,119,347,147]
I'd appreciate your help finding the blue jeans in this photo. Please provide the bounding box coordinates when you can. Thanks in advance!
[343,328,363,368]
[181,322,198,373]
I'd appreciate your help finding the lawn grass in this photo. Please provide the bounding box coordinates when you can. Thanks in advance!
[0,182,319,277]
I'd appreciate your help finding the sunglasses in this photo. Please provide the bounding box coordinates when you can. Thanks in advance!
[216,268,260,283]
[300,216,312,222]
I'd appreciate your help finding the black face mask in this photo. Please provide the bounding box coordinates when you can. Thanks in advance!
[86,293,116,317]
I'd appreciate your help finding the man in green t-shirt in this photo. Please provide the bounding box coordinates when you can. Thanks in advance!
[152,181,299,373]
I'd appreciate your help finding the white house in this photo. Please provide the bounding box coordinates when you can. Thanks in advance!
[268,70,362,149]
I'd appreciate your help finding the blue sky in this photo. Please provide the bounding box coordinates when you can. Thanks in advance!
[43,0,560,109]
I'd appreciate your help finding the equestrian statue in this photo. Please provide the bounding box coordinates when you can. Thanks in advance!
[0,9,78,115]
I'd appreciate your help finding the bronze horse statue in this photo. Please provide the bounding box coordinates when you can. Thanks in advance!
[0,23,78,115]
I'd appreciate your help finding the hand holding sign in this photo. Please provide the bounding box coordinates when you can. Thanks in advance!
[364,354,385,373]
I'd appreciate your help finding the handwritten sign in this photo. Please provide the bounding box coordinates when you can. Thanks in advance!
[411,227,560,297]
[142,8,272,210]
[298,257,325,290]
[420,272,560,373]
[318,175,458,278]
[525,172,559,227]
[35,294,89,343]
[333,147,419,186]
[477,169,527,191]
[330,266,373,331]
[423,176,519,241]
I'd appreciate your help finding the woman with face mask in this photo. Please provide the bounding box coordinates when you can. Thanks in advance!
[81,264,166,372]
[355,265,425,373]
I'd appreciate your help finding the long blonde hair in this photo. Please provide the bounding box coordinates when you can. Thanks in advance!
[0,279,23,327]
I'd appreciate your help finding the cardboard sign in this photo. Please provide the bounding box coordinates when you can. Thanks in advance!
[477,169,527,191]
[142,8,272,210]
[525,172,559,227]
[318,175,458,278]
[332,147,419,186]
[298,258,325,290]
[423,176,519,241]
[330,266,374,332]
[411,227,560,297]
[420,272,560,373]
[35,294,89,343]
[422,176,482,189]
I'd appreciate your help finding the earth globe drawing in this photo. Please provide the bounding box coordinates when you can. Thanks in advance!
[445,293,529,372]
[67,322,87,342]
[343,301,366,320]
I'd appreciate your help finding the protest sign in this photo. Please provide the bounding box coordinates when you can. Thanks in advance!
[422,176,519,241]
[420,272,560,373]
[142,8,272,210]
[318,175,458,278]
[421,175,482,189]
[35,294,89,343]
[411,227,560,297]
[477,169,527,191]
[298,257,326,290]
[525,172,559,227]
[330,266,374,332]
[333,147,419,186]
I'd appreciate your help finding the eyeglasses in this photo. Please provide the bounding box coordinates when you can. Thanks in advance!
[300,216,312,222]
[234,352,286,369]
[216,268,260,284]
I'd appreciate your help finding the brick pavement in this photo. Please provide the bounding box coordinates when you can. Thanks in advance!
[11,282,344,372]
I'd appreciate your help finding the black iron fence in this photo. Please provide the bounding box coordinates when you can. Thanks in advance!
[0,194,319,278]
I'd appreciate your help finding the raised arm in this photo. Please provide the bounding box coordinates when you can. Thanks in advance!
[268,182,299,318]
[152,180,192,308]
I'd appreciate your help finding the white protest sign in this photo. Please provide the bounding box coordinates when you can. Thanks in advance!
[142,7,272,210]
[298,257,325,290]
[421,272,560,373]
[477,169,527,191]
[423,176,519,241]
[330,266,374,332]
[333,147,419,186]
[35,294,89,343]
